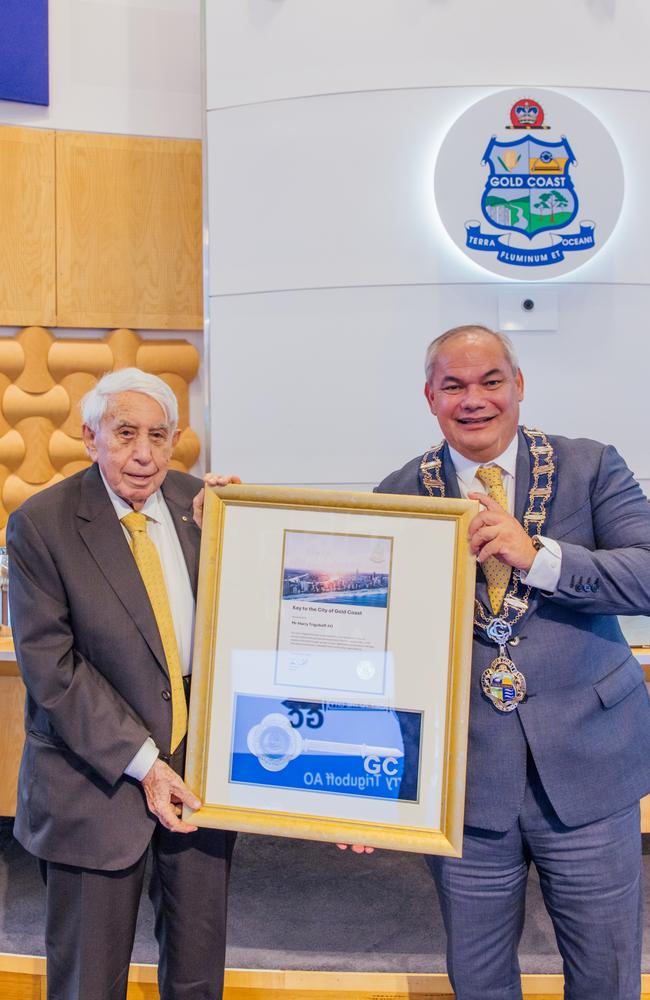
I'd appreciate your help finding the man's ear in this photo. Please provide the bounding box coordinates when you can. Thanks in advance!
[81,424,98,461]
[171,428,181,448]
[424,381,437,416]
[515,369,525,402]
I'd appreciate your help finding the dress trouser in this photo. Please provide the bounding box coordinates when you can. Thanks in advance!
[40,681,237,1000]
[426,754,643,1000]
[41,824,235,1000]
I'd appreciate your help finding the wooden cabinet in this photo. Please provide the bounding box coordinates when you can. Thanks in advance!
[0,126,202,332]
[56,133,202,330]
[0,126,55,327]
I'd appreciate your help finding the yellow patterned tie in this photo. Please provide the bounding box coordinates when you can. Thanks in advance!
[475,465,512,615]
[121,511,187,752]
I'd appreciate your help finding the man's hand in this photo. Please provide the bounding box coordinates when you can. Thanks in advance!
[336,843,375,854]
[141,758,201,833]
[193,474,242,528]
[467,492,537,572]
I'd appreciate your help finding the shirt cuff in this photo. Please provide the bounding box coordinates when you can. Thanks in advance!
[124,737,159,781]
[520,536,562,593]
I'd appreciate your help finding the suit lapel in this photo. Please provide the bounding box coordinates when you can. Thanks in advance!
[514,427,543,621]
[76,464,167,672]
[440,444,462,499]
[514,427,531,522]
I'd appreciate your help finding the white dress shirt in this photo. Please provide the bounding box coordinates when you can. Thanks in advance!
[100,471,195,780]
[447,437,561,593]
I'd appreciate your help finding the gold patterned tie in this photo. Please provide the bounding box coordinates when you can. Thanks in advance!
[475,465,512,615]
[121,511,187,752]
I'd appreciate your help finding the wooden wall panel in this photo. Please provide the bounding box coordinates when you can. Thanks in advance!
[0,328,201,544]
[0,127,55,327]
[0,666,25,816]
[56,133,202,330]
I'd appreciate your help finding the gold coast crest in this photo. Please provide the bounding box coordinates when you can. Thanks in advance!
[466,98,595,268]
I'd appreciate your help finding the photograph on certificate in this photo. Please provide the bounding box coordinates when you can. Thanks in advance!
[229,693,422,803]
[276,529,393,695]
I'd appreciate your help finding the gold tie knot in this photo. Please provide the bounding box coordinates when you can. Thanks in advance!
[476,466,509,512]
[121,511,148,536]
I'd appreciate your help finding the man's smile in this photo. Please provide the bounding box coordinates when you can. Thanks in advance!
[457,415,496,425]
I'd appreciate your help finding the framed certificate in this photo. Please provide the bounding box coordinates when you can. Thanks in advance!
[184,485,477,856]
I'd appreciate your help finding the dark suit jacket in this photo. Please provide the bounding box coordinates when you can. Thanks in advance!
[377,429,650,831]
[7,463,203,870]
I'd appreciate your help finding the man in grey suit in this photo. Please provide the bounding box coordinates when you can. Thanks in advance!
[376,325,650,1000]
[8,369,238,1000]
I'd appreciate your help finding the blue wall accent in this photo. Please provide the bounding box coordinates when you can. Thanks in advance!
[0,0,49,106]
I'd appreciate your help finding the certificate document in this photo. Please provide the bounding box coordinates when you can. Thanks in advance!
[185,484,477,856]
[276,530,393,695]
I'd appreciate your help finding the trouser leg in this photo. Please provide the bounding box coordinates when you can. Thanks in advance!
[522,766,642,1000]
[41,853,147,1000]
[426,824,529,1000]
[149,824,237,1000]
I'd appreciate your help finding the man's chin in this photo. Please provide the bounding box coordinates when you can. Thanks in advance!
[452,422,511,460]
[119,477,160,503]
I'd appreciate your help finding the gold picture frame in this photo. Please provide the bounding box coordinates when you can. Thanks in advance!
[183,484,477,856]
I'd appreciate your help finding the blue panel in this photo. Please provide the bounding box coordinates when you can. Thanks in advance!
[0,0,49,106]
[230,693,423,803]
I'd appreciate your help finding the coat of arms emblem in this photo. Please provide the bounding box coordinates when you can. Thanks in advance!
[464,98,596,268]
[435,88,624,277]
[481,135,578,240]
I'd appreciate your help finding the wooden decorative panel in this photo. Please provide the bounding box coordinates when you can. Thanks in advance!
[0,668,25,816]
[0,127,55,327]
[56,132,203,330]
[0,328,201,543]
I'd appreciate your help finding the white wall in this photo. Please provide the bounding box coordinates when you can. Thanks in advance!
[205,1,650,495]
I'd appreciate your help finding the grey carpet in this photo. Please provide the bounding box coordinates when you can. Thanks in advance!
[1,818,649,973]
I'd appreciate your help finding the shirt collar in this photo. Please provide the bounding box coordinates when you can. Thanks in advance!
[99,467,164,524]
[447,434,519,490]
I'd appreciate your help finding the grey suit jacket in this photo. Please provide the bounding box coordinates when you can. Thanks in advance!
[377,429,650,831]
[7,463,203,870]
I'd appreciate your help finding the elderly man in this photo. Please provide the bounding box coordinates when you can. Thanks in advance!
[8,369,238,1000]
[375,325,650,1000]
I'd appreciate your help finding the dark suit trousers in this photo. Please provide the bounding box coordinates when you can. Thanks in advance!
[40,721,236,1000]
[42,824,235,1000]
[426,754,642,1000]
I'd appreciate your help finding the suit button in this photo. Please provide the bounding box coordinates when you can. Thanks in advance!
[162,690,171,701]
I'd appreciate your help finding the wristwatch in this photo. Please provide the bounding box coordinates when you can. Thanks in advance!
[532,535,544,552]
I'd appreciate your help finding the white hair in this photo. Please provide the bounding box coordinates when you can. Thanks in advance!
[424,325,520,385]
[80,368,179,433]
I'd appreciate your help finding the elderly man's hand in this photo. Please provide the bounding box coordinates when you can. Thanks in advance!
[336,843,375,854]
[193,474,242,528]
[141,758,201,833]
[468,491,537,572]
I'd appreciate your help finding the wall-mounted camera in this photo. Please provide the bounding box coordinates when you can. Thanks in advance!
[498,290,557,332]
